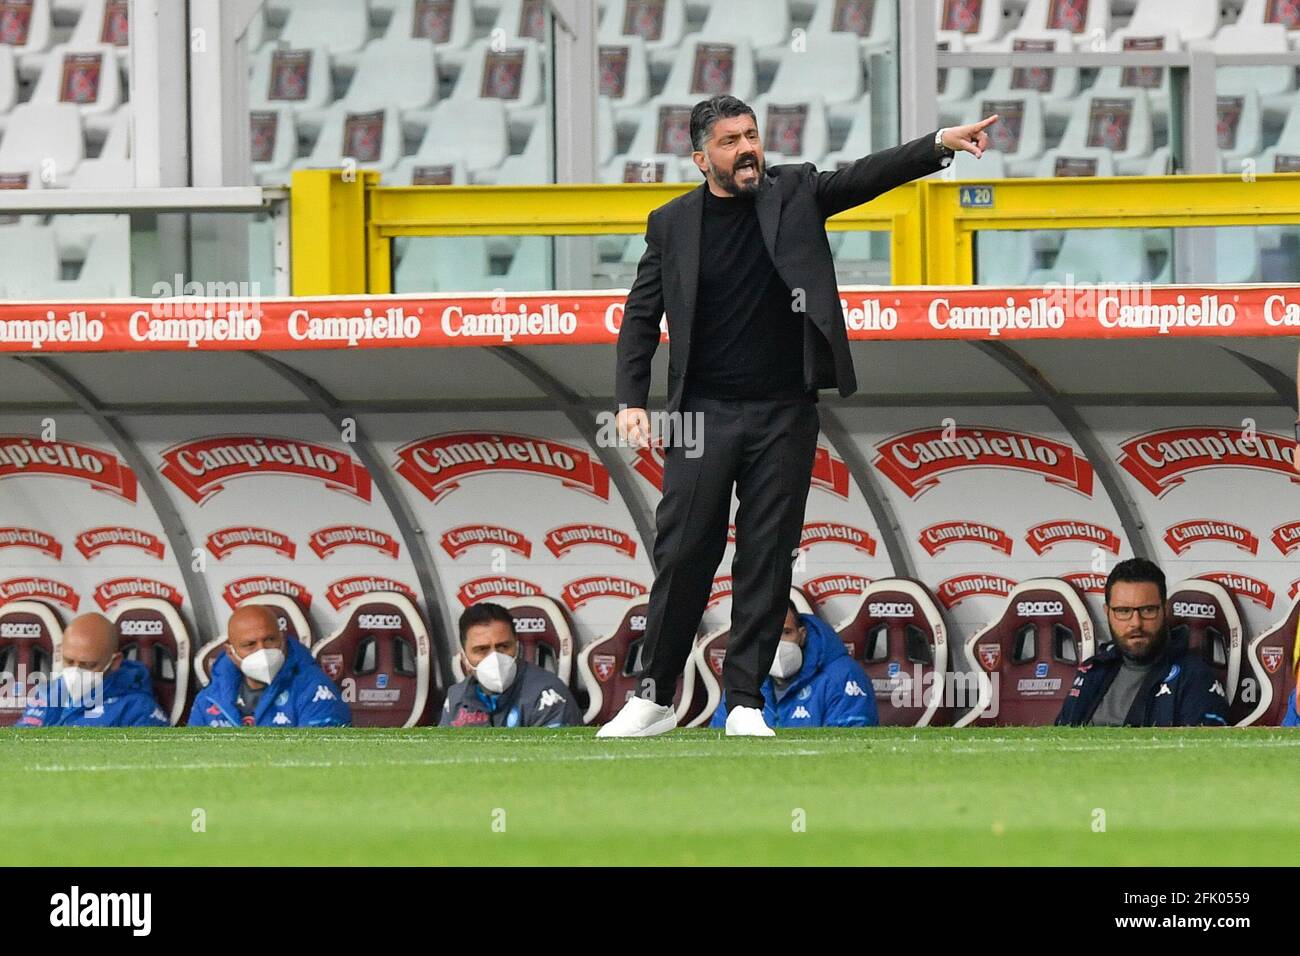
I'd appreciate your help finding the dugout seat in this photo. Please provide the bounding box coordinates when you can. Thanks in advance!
[194,593,315,687]
[955,578,1097,726]
[312,590,430,727]
[249,44,334,117]
[577,593,649,724]
[450,595,576,689]
[833,578,953,727]
[109,598,191,726]
[1166,577,1244,708]
[1234,594,1299,726]
[384,0,475,71]
[0,599,63,726]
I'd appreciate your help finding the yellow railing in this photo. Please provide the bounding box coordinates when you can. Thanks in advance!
[290,168,1300,293]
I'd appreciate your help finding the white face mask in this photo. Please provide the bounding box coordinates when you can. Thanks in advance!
[233,646,285,685]
[769,640,804,680]
[473,651,517,694]
[59,664,108,707]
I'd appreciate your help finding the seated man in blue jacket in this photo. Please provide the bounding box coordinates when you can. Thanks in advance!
[711,600,877,730]
[440,602,582,727]
[189,604,350,727]
[17,612,168,727]
[1056,558,1228,727]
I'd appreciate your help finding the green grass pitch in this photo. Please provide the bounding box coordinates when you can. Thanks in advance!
[4,727,1297,866]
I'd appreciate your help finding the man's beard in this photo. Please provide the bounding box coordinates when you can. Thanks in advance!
[1112,624,1167,664]
[709,153,763,196]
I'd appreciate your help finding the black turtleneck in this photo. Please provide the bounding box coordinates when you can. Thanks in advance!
[684,187,807,401]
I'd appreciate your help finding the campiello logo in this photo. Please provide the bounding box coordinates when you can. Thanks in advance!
[918,520,1013,556]
[629,444,849,497]
[561,576,646,610]
[545,524,635,559]
[0,577,79,612]
[1024,520,1120,556]
[1117,426,1298,497]
[159,435,371,504]
[93,578,183,611]
[1198,571,1276,610]
[935,573,1016,609]
[206,526,296,560]
[801,573,871,602]
[76,527,165,561]
[0,527,61,559]
[325,576,416,611]
[440,524,529,559]
[310,525,398,560]
[800,522,877,555]
[1163,520,1259,556]
[1271,521,1300,557]
[395,432,609,503]
[0,435,136,501]
[455,576,543,607]
[705,576,733,609]
[1062,572,1108,595]
[873,427,1094,499]
[220,576,312,610]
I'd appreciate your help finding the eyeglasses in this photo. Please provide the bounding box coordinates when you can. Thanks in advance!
[1108,604,1162,621]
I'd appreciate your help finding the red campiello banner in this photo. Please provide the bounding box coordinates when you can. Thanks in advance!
[440,525,530,559]
[873,426,1094,499]
[159,435,371,504]
[935,573,1017,609]
[1271,521,1300,557]
[93,577,183,611]
[918,520,1013,556]
[76,526,166,561]
[1024,520,1121,556]
[800,522,877,555]
[0,577,80,612]
[1163,519,1259,556]
[1062,572,1108,595]
[561,575,647,611]
[309,525,398,560]
[395,432,609,503]
[326,576,417,611]
[545,524,636,559]
[1,288,1298,354]
[1117,427,1299,497]
[220,576,313,611]
[0,435,136,501]
[206,526,297,560]
[705,576,733,610]
[1198,571,1276,610]
[0,527,62,560]
[455,576,544,607]
[801,573,871,604]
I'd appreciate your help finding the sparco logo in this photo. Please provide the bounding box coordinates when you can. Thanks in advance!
[918,520,1013,556]
[310,525,399,560]
[94,578,183,611]
[0,577,79,611]
[1025,520,1120,556]
[119,619,164,636]
[545,524,636,559]
[561,576,646,611]
[1271,520,1300,556]
[1016,600,1064,617]
[455,576,543,607]
[868,602,915,618]
[1171,601,1216,619]
[357,613,403,630]
[394,432,609,503]
[220,576,312,610]
[440,524,530,559]
[0,622,40,638]
[159,435,372,504]
[0,527,61,559]
[76,527,165,561]
[800,522,877,555]
[515,616,547,634]
[49,885,150,936]
[326,577,416,611]
[1198,571,1276,610]
[1163,519,1259,556]
[0,435,137,501]
[1118,426,1298,497]
[873,427,1094,499]
[206,526,296,560]
[935,574,1015,609]
[802,573,870,602]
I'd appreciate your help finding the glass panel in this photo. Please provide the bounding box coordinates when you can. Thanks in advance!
[831,228,891,284]
[392,233,554,293]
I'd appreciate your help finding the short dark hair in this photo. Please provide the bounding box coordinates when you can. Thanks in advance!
[689,95,756,152]
[787,598,800,620]
[458,602,516,646]
[1104,558,1167,606]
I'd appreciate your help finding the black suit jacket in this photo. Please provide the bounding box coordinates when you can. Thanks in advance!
[615,131,951,414]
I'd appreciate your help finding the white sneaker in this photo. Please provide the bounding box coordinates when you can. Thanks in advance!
[725,705,776,737]
[595,696,678,738]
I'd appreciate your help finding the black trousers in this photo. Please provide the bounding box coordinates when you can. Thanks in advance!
[636,393,821,709]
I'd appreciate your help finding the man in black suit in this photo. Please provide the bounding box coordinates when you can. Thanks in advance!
[599,95,997,737]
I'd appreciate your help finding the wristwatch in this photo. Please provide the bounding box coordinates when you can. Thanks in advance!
[935,128,955,167]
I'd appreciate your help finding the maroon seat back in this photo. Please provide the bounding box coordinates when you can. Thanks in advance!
[576,596,649,725]
[1235,595,1299,726]
[313,592,430,727]
[959,578,1097,726]
[0,600,63,726]
[834,578,952,727]
[1167,578,1243,708]
[111,598,191,725]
